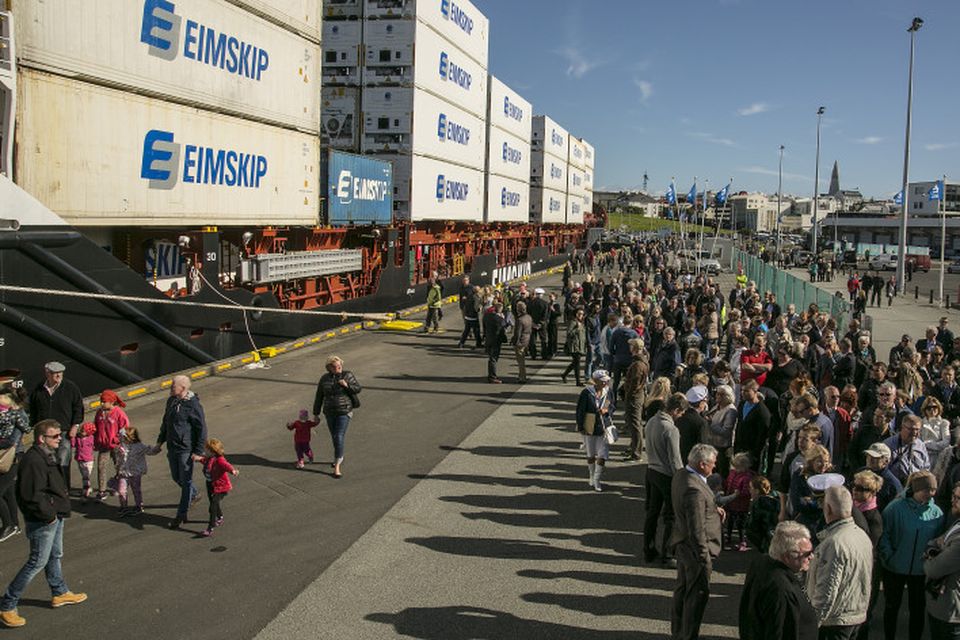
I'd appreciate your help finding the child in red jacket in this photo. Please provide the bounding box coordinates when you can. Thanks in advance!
[720,452,756,551]
[94,390,130,500]
[287,409,318,469]
[193,439,238,538]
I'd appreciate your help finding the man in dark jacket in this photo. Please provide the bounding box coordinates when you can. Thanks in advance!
[157,375,207,528]
[28,362,83,493]
[457,282,482,349]
[735,380,772,472]
[526,288,549,360]
[739,521,818,640]
[652,326,681,383]
[0,419,86,628]
[483,302,507,384]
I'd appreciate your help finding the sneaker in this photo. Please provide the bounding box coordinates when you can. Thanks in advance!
[215,516,224,527]
[295,461,304,469]
[0,609,25,628]
[0,526,19,543]
[200,528,214,537]
[51,592,87,608]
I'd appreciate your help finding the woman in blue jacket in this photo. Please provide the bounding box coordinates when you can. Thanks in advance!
[878,470,945,640]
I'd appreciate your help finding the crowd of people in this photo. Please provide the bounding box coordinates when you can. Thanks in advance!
[449,237,960,640]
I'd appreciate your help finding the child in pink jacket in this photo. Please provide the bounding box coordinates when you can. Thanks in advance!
[71,422,96,500]
[193,439,238,538]
[94,390,130,500]
[721,452,756,551]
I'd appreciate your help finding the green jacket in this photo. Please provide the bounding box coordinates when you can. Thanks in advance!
[565,320,587,356]
[426,284,442,308]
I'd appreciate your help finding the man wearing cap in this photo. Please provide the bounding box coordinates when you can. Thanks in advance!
[677,386,708,464]
[526,288,549,360]
[883,415,930,484]
[28,363,83,493]
[863,443,903,513]
[806,486,872,639]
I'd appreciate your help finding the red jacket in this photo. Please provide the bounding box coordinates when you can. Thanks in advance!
[287,419,318,444]
[203,455,236,494]
[740,349,773,386]
[94,406,129,452]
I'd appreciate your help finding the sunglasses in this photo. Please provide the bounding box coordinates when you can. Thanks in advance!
[852,484,872,492]
[43,433,62,440]
[792,549,814,559]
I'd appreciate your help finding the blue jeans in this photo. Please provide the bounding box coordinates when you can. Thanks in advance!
[325,414,350,462]
[0,518,68,610]
[167,449,198,518]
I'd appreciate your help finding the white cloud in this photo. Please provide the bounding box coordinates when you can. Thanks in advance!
[554,47,605,79]
[740,165,811,182]
[855,136,883,145]
[633,78,653,103]
[925,142,957,151]
[737,102,770,117]
[687,132,735,147]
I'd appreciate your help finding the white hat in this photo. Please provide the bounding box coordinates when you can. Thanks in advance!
[44,361,66,373]
[534,287,545,295]
[685,385,708,404]
[591,369,611,383]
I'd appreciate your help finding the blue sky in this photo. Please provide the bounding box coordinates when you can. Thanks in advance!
[478,0,957,199]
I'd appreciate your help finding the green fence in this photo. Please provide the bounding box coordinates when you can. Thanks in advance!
[731,250,850,329]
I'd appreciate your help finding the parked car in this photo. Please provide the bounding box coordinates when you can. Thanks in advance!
[947,259,960,274]
[869,254,899,271]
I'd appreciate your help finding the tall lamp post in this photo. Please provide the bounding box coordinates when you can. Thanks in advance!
[777,145,784,263]
[897,16,923,294]
[812,107,825,256]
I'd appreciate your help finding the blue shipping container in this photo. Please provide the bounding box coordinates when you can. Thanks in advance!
[326,151,393,226]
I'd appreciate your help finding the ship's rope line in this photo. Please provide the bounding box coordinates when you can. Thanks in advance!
[193,268,263,359]
[0,284,395,321]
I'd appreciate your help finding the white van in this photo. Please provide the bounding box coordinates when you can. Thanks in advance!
[869,254,898,271]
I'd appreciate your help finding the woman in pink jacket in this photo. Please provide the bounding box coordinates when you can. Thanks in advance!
[93,390,129,500]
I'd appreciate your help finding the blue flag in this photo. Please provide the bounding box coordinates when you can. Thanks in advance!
[893,190,903,205]
[666,182,676,205]
[928,180,944,201]
[687,183,697,204]
[715,183,730,206]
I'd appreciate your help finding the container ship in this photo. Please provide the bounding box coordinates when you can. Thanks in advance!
[0,0,597,395]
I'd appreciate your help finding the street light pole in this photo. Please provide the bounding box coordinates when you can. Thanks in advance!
[777,145,784,264]
[812,107,825,256]
[898,17,923,295]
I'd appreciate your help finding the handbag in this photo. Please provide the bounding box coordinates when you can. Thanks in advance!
[604,424,619,445]
[0,446,14,474]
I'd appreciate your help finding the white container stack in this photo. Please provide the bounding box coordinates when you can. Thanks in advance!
[566,137,586,225]
[10,0,322,227]
[531,115,569,223]
[361,3,489,222]
[484,76,531,223]
[580,138,595,219]
[322,21,362,86]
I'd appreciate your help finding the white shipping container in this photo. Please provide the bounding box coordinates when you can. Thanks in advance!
[322,86,360,150]
[370,153,412,204]
[530,151,567,192]
[568,138,586,170]
[322,21,361,85]
[532,115,569,162]
[581,138,595,169]
[567,166,586,196]
[324,0,363,20]
[485,174,529,223]
[362,86,413,149]
[13,0,321,133]
[406,155,484,222]
[487,76,532,143]
[362,19,487,119]
[566,195,584,225]
[16,71,319,226]
[362,88,486,171]
[583,191,594,213]
[486,126,531,183]
[530,187,566,224]
[584,167,594,193]
[364,0,489,69]
[232,0,323,41]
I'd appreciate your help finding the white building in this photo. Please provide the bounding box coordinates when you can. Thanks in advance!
[729,193,790,232]
[905,181,960,216]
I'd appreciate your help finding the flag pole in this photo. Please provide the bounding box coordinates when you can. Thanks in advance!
[940,175,947,307]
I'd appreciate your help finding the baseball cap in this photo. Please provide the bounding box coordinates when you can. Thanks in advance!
[864,443,891,459]
[901,334,912,341]
[685,385,708,404]
[534,287,545,295]
[44,361,66,373]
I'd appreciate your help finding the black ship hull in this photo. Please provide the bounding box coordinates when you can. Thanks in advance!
[0,225,573,395]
